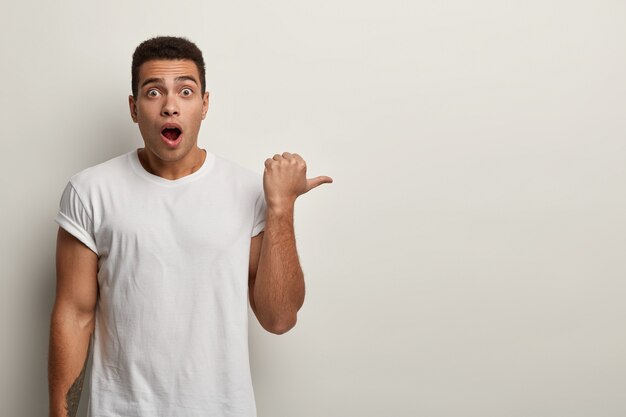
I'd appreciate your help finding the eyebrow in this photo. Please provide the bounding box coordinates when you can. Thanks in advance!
[141,75,199,88]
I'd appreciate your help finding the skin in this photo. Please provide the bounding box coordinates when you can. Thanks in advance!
[128,59,209,180]
[250,152,333,333]
[48,58,334,416]
[128,59,336,333]
[64,335,91,416]
[49,227,98,417]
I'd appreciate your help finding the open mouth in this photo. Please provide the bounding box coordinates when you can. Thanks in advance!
[161,127,182,141]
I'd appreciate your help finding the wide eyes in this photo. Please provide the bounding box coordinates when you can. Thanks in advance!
[146,88,193,98]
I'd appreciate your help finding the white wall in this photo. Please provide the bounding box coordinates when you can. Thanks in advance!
[1,1,625,416]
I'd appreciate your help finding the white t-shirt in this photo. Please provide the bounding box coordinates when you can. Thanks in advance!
[54,148,266,417]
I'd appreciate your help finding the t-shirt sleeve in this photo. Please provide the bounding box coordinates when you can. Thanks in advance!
[54,181,99,255]
[251,186,267,237]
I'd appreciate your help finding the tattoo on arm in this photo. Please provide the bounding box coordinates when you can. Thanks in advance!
[65,333,92,417]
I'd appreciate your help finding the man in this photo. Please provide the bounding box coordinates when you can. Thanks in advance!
[48,36,333,417]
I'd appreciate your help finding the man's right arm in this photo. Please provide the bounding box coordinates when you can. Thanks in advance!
[48,227,99,417]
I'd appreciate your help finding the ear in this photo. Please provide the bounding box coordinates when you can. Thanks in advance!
[201,91,209,120]
[129,95,138,123]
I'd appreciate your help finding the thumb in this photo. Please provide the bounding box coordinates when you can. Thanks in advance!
[306,176,334,192]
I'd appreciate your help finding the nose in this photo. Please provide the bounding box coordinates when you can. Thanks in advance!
[161,95,179,117]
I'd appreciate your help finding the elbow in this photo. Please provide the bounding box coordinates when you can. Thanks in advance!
[264,314,297,335]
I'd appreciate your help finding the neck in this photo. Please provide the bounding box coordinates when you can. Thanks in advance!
[137,147,206,180]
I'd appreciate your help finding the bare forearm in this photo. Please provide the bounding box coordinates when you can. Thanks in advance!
[48,305,94,417]
[253,205,305,332]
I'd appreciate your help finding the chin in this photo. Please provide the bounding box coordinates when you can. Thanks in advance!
[165,142,195,157]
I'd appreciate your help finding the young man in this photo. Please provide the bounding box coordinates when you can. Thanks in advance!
[48,36,333,417]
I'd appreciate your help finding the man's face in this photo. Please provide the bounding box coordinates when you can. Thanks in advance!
[129,59,208,162]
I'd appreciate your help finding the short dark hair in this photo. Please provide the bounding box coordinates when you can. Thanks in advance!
[131,36,206,98]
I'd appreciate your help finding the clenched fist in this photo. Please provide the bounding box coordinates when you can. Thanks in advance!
[263,152,333,209]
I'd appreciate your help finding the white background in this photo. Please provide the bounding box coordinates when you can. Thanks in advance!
[1,1,625,416]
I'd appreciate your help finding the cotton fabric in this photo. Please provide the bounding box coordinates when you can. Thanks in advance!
[54,148,266,417]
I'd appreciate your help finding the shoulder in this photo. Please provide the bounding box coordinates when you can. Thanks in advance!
[68,150,134,191]
[212,153,263,191]
[213,153,261,178]
[63,151,135,207]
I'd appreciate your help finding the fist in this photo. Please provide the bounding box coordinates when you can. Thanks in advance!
[263,152,333,208]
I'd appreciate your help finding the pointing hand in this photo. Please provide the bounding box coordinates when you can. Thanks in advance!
[263,152,333,208]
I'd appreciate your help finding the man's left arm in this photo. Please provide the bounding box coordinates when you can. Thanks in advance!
[249,152,333,335]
